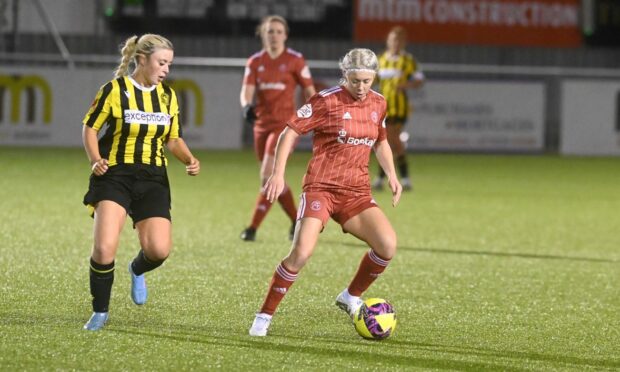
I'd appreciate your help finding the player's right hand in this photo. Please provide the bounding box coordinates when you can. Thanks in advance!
[242,104,257,124]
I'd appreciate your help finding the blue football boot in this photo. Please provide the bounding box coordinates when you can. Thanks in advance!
[128,262,147,305]
[83,312,109,331]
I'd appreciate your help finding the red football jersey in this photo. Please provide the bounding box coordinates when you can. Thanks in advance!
[244,48,313,130]
[288,86,387,195]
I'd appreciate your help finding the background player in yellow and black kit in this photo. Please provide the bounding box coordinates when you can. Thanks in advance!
[372,26,425,191]
[82,34,200,331]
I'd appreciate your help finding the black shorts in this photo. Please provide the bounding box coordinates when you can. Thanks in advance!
[83,164,171,224]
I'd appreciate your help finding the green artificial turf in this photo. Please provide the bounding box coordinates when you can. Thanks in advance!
[0,147,618,371]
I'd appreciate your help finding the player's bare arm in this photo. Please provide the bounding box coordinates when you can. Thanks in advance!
[166,138,200,176]
[240,83,256,122]
[82,125,108,176]
[303,85,316,101]
[374,139,402,206]
[264,127,299,203]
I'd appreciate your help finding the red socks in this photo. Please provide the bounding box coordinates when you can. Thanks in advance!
[258,251,391,315]
[277,186,297,222]
[347,250,391,297]
[250,193,273,229]
[250,185,297,229]
[259,262,298,315]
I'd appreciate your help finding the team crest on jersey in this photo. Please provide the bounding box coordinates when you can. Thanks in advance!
[310,200,321,211]
[258,65,265,72]
[279,64,287,72]
[371,111,378,124]
[337,128,347,143]
[160,93,170,106]
[297,103,312,118]
[336,127,375,147]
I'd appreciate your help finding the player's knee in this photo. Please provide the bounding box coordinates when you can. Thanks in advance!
[92,240,118,259]
[141,241,171,262]
[285,249,312,271]
[373,234,397,260]
[148,250,169,262]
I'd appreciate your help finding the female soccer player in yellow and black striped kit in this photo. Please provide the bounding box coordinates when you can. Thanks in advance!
[81,34,200,331]
[372,26,425,191]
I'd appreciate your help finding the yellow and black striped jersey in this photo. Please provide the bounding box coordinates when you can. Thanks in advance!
[376,51,422,119]
[83,76,181,167]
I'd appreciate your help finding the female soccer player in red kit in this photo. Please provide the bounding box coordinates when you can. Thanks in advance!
[249,48,403,336]
[240,15,316,241]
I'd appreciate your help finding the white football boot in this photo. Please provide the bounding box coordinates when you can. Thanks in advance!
[335,288,363,319]
[249,313,272,337]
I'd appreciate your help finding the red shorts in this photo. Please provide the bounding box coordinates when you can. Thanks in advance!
[297,191,378,228]
[253,124,299,162]
[253,125,284,161]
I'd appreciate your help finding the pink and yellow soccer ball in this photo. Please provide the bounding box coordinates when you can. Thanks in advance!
[353,298,397,340]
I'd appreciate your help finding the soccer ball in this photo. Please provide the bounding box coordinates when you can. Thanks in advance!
[353,298,397,340]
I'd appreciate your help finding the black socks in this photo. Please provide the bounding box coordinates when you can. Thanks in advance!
[89,258,114,313]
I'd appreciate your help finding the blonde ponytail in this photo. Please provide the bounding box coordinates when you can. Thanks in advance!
[114,35,139,78]
[113,34,174,78]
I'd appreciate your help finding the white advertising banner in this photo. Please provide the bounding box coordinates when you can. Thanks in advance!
[560,80,620,156]
[0,66,243,149]
[409,81,545,152]
[1,67,546,153]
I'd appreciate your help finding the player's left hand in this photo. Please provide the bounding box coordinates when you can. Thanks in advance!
[388,177,402,207]
[186,157,200,176]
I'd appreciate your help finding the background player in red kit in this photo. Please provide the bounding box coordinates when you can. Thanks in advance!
[240,15,316,241]
[249,48,403,336]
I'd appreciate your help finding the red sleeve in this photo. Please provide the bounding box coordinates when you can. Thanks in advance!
[243,57,256,86]
[287,94,326,135]
[377,100,387,142]
[294,56,314,89]
[377,121,387,142]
